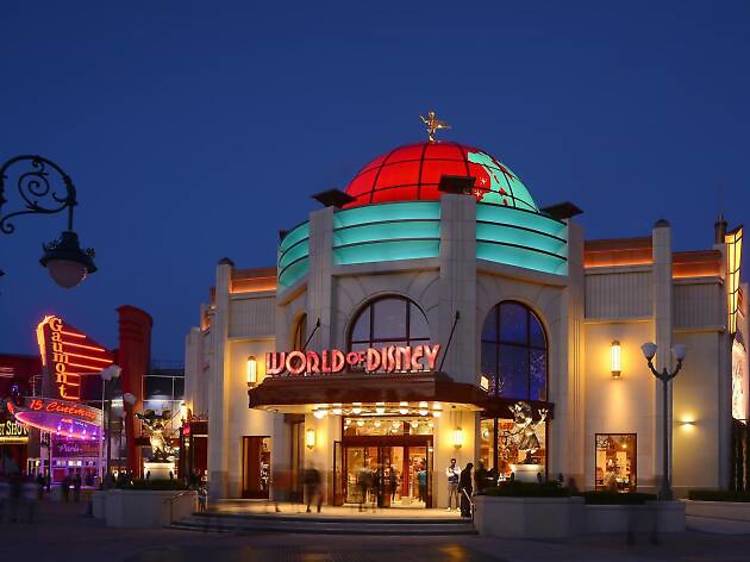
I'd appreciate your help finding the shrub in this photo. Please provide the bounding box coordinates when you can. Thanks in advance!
[483,480,571,498]
[580,491,657,505]
[688,490,750,502]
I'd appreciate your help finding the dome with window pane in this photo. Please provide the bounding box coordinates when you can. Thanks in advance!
[343,141,539,212]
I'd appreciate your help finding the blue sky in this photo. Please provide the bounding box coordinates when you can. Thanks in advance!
[1,1,748,360]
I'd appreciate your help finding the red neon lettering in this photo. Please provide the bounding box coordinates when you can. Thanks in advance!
[410,346,424,371]
[265,352,286,375]
[305,351,320,374]
[423,344,441,371]
[286,351,306,375]
[331,350,345,373]
[366,348,381,372]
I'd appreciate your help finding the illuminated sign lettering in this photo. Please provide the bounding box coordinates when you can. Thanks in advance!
[266,344,441,376]
[36,315,113,401]
[0,419,29,444]
[26,398,100,423]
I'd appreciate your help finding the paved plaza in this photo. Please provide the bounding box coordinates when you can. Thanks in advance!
[2,501,750,562]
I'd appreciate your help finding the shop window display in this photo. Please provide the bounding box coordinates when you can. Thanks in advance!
[595,433,636,491]
[480,403,548,482]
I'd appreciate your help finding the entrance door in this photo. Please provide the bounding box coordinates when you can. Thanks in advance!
[341,438,432,508]
[241,436,271,499]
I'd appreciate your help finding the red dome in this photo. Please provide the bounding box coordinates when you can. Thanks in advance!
[343,141,538,212]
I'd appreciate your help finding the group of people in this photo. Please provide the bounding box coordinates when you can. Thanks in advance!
[445,458,476,518]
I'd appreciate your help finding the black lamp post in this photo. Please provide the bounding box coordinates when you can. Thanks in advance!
[641,341,687,501]
[0,155,97,288]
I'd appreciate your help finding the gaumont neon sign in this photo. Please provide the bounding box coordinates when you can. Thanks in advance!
[36,314,113,401]
[266,344,441,376]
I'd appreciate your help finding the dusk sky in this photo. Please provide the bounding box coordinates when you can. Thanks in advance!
[1,1,748,362]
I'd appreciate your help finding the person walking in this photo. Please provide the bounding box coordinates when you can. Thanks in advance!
[459,463,474,518]
[417,463,427,504]
[445,458,461,511]
[303,466,322,513]
[474,461,488,494]
[73,470,82,502]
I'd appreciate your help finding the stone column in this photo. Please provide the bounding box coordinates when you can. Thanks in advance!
[307,207,334,351]
[207,258,232,501]
[438,194,477,384]
[560,220,585,484]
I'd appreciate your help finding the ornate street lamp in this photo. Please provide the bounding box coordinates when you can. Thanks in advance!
[1,155,97,288]
[641,342,687,500]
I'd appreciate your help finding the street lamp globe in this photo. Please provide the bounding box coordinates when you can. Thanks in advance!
[672,344,687,362]
[641,342,658,361]
[40,231,97,289]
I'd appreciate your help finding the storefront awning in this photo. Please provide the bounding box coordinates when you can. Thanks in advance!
[248,371,488,409]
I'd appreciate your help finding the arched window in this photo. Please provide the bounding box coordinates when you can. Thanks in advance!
[292,313,307,351]
[349,296,430,352]
[481,301,547,401]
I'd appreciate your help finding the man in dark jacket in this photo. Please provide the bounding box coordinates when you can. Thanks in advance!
[458,463,473,518]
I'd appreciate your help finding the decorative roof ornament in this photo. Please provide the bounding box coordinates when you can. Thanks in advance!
[419,111,451,143]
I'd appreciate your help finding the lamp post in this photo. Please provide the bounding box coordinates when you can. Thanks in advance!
[122,392,137,477]
[0,155,97,287]
[98,365,121,484]
[641,342,687,500]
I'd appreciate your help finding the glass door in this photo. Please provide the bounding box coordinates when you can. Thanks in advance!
[333,441,344,506]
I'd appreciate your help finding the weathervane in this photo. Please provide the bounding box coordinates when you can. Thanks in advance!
[419,111,451,143]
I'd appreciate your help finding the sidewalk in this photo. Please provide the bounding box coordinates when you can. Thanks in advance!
[4,499,750,562]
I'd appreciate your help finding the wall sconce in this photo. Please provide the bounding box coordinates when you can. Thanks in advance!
[678,418,697,431]
[246,355,257,386]
[610,341,621,378]
[453,427,464,449]
[305,428,316,449]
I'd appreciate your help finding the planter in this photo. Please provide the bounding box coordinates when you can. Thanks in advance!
[585,502,684,534]
[684,499,750,522]
[92,491,106,519]
[103,489,197,528]
[474,495,584,539]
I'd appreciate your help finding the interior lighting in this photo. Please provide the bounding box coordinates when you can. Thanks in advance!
[432,402,442,418]
[352,402,362,415]
[610,341,621,378]
[312,405,328,420]
[246,355,257,386]
[332,403,343,416]
[305,428,316,449]
[356,419,365,427]
[399,401,409,415]
[375,402,385,415]
[418,401,429,416]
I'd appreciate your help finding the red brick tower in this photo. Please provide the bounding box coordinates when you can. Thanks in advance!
[116,306,153,476]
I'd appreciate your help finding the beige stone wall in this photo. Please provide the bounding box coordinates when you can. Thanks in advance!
[583,320,656,489]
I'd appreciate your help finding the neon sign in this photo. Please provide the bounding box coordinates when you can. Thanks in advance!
[0,419,29,444]
[36,315,113,400]
[8,398,102,441]
[266,344,441,376]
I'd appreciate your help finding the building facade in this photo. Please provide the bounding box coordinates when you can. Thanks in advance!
[185,136,747,505]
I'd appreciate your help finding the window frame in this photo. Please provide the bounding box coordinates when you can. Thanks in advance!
[481,300,548,401]
[347,295,430,351]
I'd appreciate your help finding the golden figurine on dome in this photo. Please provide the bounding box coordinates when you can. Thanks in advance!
[420,111,451,142]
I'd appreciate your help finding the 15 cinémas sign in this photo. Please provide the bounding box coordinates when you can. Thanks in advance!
[266,344,441,376]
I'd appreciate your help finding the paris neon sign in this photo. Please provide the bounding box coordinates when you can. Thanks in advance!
[266,344,441,376]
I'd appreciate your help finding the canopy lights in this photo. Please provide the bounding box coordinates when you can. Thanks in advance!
[310,401,446,418]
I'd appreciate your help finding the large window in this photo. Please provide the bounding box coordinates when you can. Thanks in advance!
[595,433,637,491]
[293,313,308,351]
[481,301,547,400]
[349,296,430,352]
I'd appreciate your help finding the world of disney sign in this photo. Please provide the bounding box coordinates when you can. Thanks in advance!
[266,344,441,376]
